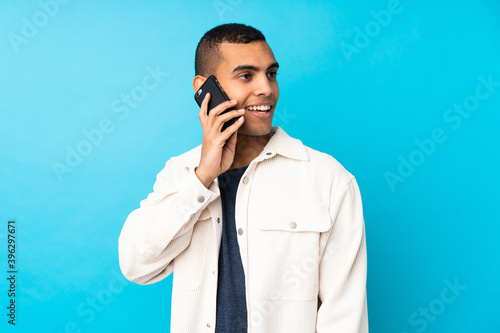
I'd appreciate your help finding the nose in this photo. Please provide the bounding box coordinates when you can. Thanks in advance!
[253,74,273,97]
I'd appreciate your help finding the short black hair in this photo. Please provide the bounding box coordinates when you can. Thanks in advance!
[195,23,266,77]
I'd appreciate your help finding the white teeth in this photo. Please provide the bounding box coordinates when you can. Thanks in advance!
[247,105,271,111]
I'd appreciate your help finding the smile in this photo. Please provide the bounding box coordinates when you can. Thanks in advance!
[246,105,271,111]
[246,105,272,118]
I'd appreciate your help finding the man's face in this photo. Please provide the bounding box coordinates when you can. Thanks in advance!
[215,41,279,137]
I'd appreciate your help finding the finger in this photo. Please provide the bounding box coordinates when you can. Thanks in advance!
[214,109,245,132]
[221,114,244,141]
[224,126,238,150]
[199,93,211,127]
[208,99,238,126]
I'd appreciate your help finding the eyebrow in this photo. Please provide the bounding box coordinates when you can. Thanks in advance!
[231,62,279,74]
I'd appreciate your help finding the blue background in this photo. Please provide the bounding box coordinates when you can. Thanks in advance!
[1,0,499,332]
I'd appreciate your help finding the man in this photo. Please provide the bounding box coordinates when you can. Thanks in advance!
[118,23,368,332]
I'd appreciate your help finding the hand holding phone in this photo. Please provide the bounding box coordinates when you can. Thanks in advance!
[194,76,246,188]
[194,75,239,132]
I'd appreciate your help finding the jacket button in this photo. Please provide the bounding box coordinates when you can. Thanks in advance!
[207,323,211,327]
[289,221,297,229]
[237,228,244,235]
[217,217,220,223]
[197,195,205,203]
[242,177,249,184]
[266,152,272,155]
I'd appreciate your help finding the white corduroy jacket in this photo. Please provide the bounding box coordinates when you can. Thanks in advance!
[118,125,368,333]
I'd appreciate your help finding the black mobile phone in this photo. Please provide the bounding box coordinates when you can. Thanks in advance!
[194,75,238,133]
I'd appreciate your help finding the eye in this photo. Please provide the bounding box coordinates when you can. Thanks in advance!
[268,71,278,78]
[238,73,252,80]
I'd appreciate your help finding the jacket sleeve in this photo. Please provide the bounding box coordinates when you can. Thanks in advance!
[316,176,368,332]
[118,159,219,285]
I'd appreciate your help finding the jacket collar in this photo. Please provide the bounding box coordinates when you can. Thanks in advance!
[263,125,309,162]
[172,126,309,169]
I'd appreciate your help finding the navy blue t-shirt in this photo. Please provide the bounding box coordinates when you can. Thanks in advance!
[215,165,249,333]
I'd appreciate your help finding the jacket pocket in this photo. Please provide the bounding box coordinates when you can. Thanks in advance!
[250,202,331,301]
[255,202,330,232]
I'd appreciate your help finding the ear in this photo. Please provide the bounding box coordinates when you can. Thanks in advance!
[193,75,207,92]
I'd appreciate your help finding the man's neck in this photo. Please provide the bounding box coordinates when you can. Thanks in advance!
[230,131,274,169]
